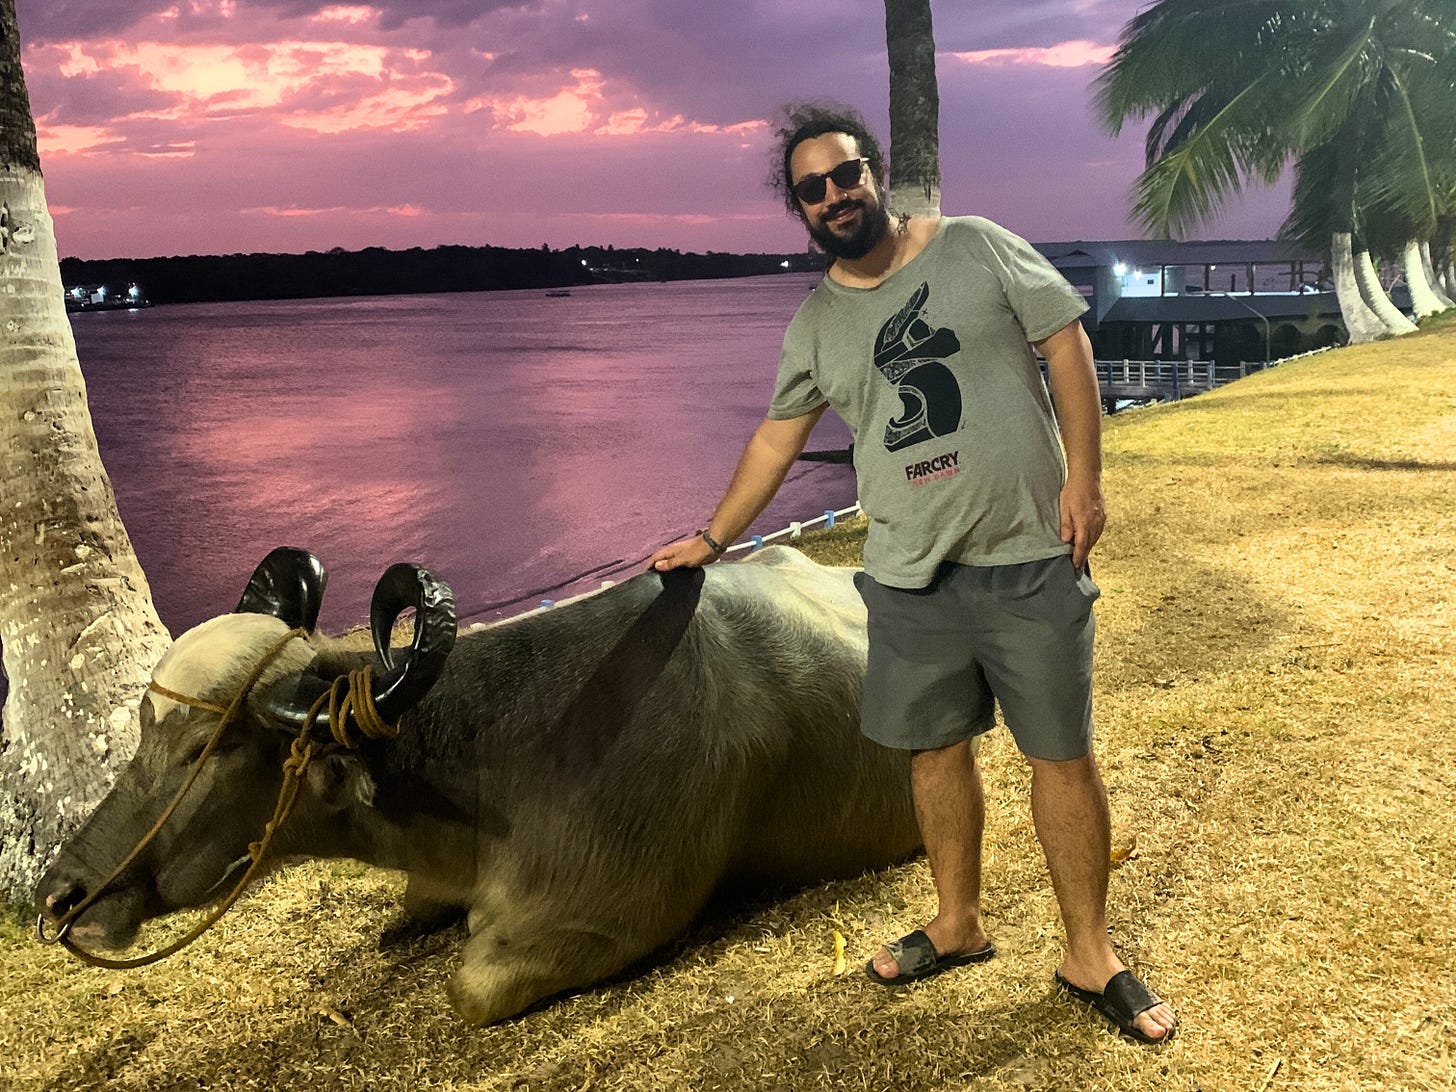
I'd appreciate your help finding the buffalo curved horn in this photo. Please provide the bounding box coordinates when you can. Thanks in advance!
[259,563,456,732]
[366,563,458,725]
[235,547,328,633]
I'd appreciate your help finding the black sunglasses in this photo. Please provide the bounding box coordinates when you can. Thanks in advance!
[792,157,869,205]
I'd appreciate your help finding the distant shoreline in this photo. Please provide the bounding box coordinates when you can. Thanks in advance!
[60,242,824,308]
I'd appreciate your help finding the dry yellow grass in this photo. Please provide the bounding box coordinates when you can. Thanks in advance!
[3,325,1454,1091]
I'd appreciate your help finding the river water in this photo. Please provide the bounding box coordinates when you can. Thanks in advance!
[67,274,856,637]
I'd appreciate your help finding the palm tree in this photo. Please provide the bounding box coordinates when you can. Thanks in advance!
[1095,0,1456,342]
[0,0,171,900]
[1418,240,1454,308]
[884,0,941,217]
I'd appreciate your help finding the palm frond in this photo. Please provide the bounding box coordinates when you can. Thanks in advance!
[1279,141,1355,252]
[1355,68,1454,237]
[1093,0,1292,134]
[1126,69,1287,236]
[1280,16,1378,149]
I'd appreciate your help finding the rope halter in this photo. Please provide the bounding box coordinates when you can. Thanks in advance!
[37,626,400,970]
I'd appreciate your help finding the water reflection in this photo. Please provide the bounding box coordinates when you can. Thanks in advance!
[73,276,854,635]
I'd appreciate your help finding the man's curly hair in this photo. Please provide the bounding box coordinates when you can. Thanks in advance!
[770,102,886,219]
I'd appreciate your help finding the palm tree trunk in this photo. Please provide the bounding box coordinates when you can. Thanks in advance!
[0,0,171,900]
[1331,233,1391,344]
[1402,240,1450,318]
[1418,241,1454,308]
[884,0,940,217]
[1353,248,1417,335]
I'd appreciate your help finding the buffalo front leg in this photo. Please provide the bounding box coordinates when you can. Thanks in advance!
[402,874,466,931]
[448,925,628,1025]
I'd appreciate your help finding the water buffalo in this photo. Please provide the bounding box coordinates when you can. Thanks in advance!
[37,545,919,1024]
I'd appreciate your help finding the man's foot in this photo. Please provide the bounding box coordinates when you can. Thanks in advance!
[1054,964,1177,1044]
[866,925,994,987]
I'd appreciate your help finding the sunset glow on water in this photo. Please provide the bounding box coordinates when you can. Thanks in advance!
[72,276,856,635]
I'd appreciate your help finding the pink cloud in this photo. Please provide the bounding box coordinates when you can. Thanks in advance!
[21,0,1292,261]
[313,5,378,25]
[948,40,1116,68]
[35,123,122,156]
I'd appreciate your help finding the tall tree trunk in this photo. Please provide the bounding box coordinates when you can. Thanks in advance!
[1331,233,1389,344]
[1402,240,1450,318]
[1418,241,1454,308]
[1353,248,1417,335]
[0,0,171,901]
[884,0,940,217]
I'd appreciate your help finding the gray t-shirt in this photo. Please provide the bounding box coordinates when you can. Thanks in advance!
[769,215,1089,588]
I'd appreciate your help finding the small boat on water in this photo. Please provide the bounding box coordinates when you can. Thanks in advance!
[544,290,572,298]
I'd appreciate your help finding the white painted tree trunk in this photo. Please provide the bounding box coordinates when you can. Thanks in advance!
[0,166,172,900]
[1331,233,1391,344]
[1354,247,1417,335]
[1403,240,1449,318]
[1418,241,1454,308]
[1446,263,1456,300]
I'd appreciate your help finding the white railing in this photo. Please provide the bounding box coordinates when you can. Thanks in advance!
[497,501,865,620]
[1088,345,1334,399]
[722,501,863,555]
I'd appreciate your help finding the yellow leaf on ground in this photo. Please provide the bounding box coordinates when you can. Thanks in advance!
[832,930,848,976]
[1110,834,1139,866]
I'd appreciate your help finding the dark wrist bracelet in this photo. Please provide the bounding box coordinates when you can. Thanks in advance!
[697,529,727,555]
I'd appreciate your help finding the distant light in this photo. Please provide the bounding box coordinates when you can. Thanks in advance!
[780,260,790,269]
[1133,269,1142,278]
[128,286,141,298]
[1210,264,1217,271]
[71,287,83,298]
[98,286,107,298]
[1113,262,1127,277]
[581,259,587,266]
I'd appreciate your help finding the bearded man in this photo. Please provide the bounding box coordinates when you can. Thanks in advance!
[649,104,1176,1046]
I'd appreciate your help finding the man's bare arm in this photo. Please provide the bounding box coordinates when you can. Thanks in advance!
[1036,320,1105,571]
[649,406,827,570]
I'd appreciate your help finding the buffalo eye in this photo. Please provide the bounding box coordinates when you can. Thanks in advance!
[175,739,210,767]
[174,733,239,768]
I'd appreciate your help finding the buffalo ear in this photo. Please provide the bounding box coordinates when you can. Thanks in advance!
[236,548,328,633]
[305,753,376,811]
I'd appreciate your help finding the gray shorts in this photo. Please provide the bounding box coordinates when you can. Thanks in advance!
[853,556,1099,761]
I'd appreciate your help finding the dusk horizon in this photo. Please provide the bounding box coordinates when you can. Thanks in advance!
[18,0,1296,262]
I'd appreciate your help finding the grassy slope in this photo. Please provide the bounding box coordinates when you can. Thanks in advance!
[3,328,1453,1091]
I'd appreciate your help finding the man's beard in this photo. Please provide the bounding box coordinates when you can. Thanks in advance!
[806,196,892,260]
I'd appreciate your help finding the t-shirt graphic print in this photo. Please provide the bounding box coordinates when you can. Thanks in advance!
[873,282,963,452]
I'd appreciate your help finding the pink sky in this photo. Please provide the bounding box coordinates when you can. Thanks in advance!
[17,0,1294,260]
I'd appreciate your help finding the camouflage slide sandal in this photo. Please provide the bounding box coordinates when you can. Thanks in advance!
[1054,969,1176,1045]
[864,929,996,988]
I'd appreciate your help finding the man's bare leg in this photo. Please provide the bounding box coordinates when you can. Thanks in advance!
[1030,753,1177,1041]
[871,738,991,978]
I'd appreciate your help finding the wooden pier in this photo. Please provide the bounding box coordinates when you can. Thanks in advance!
[1083,359,1276,409]
[1040,357,1294,410]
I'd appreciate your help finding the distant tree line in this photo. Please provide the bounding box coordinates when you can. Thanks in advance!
[58,244,823,306]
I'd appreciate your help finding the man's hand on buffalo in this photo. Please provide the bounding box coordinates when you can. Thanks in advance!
[649,533,720,571]
[649,410,824,573]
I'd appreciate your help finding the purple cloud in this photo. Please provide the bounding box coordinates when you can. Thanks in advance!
[20,0,1294,261]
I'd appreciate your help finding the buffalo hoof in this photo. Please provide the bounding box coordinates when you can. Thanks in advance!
[379,909,464,949]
